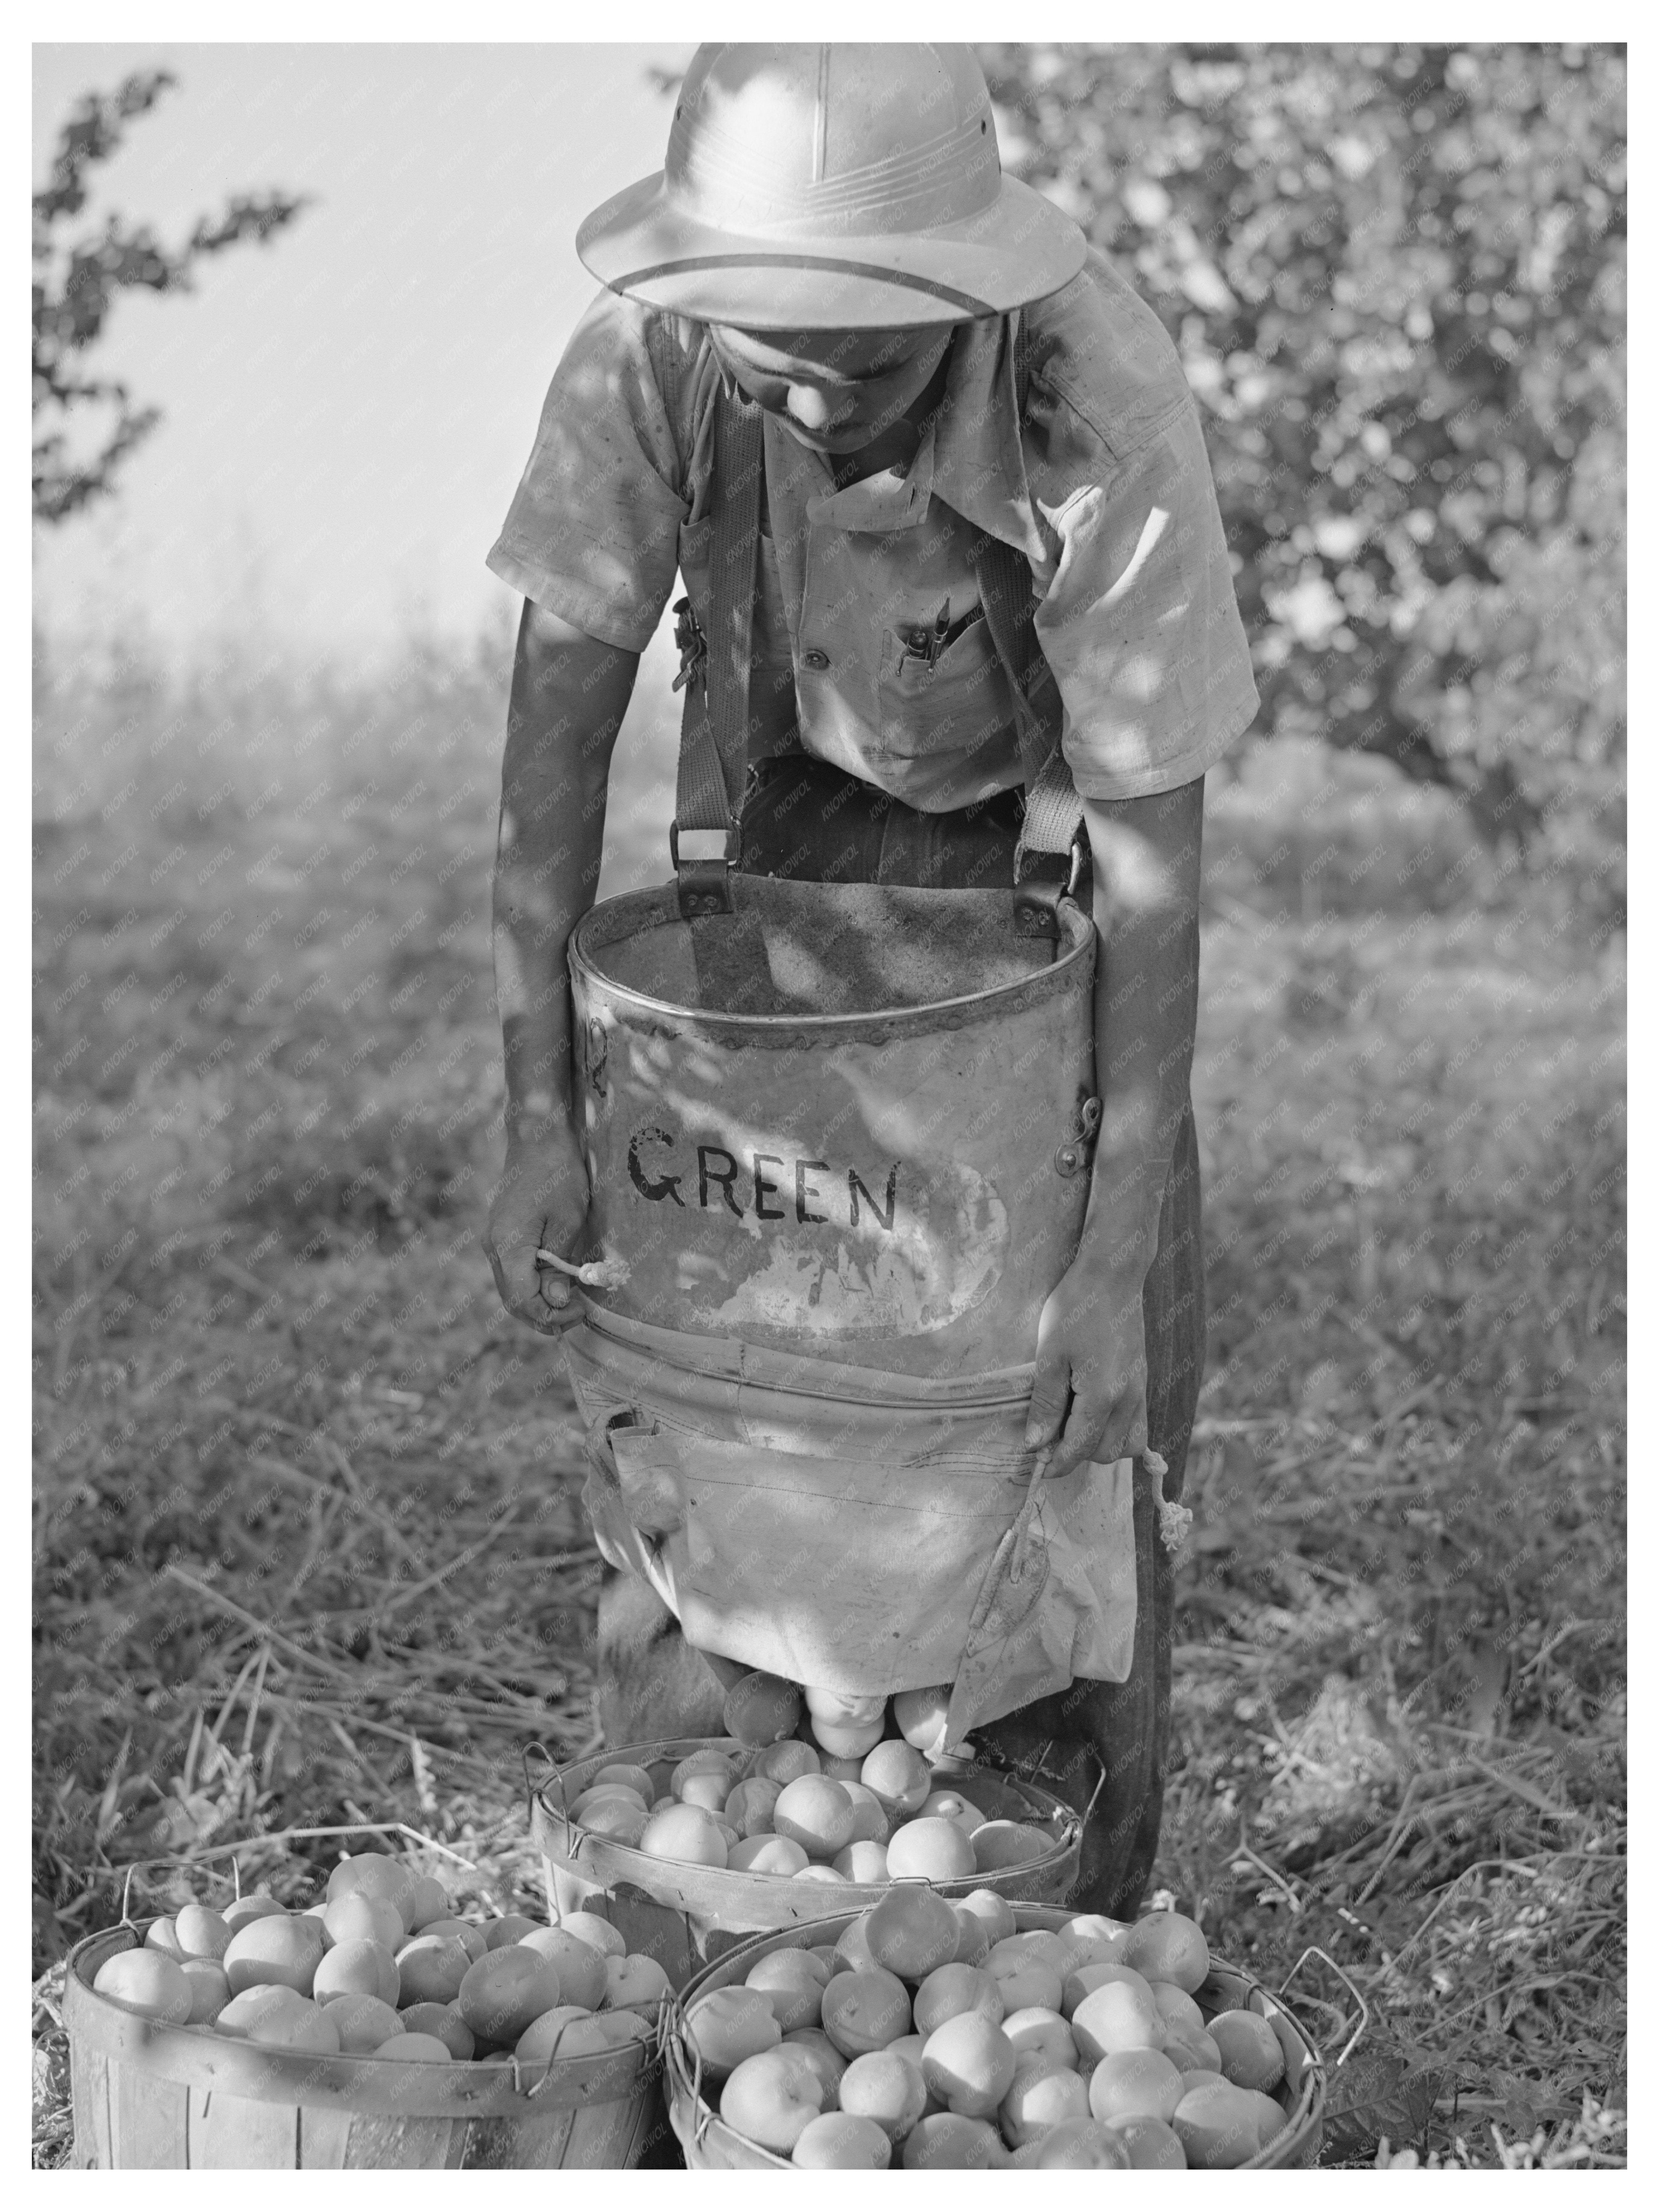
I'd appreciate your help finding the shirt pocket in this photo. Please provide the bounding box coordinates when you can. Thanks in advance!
[875,616,1009,761]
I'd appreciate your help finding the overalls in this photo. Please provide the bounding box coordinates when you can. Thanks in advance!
[594,382,1207,1920]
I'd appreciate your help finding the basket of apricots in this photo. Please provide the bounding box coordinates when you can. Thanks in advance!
[663,1893,1335,2171]
[62,1843,675,2169]
[531,1679,1082,1991]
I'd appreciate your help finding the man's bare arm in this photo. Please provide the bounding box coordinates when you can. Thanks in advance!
[1027,776,1204,1476]
[486,600,638,1329]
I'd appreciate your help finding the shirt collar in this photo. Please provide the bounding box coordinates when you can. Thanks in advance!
[765,313,1048,562]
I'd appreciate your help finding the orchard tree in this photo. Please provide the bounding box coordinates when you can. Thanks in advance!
[981,44,1625,875]
[33,69,308,525]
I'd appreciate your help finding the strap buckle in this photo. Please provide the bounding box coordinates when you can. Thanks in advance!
[670,820,737,919]
[1012,831,1086,940]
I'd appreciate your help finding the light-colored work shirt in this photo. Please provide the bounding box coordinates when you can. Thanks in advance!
[488,245,1259,810]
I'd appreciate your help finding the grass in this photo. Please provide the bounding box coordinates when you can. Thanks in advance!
[31,630,1625,2168]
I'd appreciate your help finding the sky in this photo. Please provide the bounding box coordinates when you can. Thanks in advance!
[32,43,697,663]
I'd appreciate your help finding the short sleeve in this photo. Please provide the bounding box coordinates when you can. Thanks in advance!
[1033,395,1259,803]
[485,287,689,653]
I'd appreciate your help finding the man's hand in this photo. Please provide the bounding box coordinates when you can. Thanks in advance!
[485,1123,592,1333]
[1025,1255,1150,1479]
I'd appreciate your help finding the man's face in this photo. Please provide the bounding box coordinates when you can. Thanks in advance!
[705,324,952,454]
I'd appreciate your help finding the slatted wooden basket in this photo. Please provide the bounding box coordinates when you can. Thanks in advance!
[64,1920,667,2171]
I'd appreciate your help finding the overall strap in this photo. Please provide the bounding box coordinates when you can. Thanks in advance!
[972,338,1089,940]
[672,385,763,918]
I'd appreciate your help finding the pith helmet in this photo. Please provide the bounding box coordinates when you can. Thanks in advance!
[576,43,1088,329]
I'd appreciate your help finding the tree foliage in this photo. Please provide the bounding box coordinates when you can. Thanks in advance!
[33,70,308,526]
[981,43,1625,889]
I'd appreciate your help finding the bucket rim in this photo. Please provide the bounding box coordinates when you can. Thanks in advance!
[534,1735,1081,1917]
[662,1901,1328,2170]
[569,881,1095,1047]
[62,1919,656,2117]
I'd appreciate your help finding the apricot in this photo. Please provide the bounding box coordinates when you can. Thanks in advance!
[512,1927,602,2010]
[313,1937,401,2008]
[322,1892,404,1954]
[918,1791,985,1832]
[93,1947,193,2023]
[214,1982,307,2035]
[221,1893,285,1935]
[723,1777,784,1837]
[751,1740,820,1786]
[1150,1979,1204,2036]
[1122,1909,1210,1995]
[804,1685,885,1727]
[554,1910,626,1960]
[1001,2004,1076,2068]
[1114,2114,1188,2168]
[603,1953,672,2016]
[892,1685,952,1758]
[821,1967,912,2058]
[1164,2026,1223,2077]
[640,1802,728,1867]
[839,1781,890,1845]
[1070,1969,1164,2063]
[833,1841,890,1882]
[884,1817,975,1883]
[373,2031,452,2063]
[860,1740,932,1818]
[1001,2056,1092,2145]
[970,1820,1049,1874]
[168,1904,230,1962]
[782,2027,848,2103]
[772,1775,856,1860]
[866,1886,960,1981]
[526,2011,644,2060]
[223,1914,325,1998]
[1031,2118,1132,2168]
[900,2113,1005,2169]
[326,1853,418,1933]
[458,1947,563,2044]
[676,1770,733,1814]
[920,2011,1018,2120]
[1209,2007,1287,2092]
[514,2004,591,2064]
[817,1716,889,1761]
[744,1950,827,2033]
[724,1671,804,1747]
[479,1914,539,1953]
[838,2048,927,2142]
[719,2046,826,2155]
[181,1959,231,2025]
[795,1865,850,1886]
[670,1750,740,1799]
[833,1917,878,1975]
[592,1762,654,1801]
[400,2001,475,2058]
[950,1907,991,1967]
[1063,1960,1134,2017]
[1063,1911,1131,1948]
[729,1834,811,1877]
[684,1986,783,2079]
[323,1993,405,2054]
[1247,2088,1290,2149]
[1089,2045,1185,2125]
[582,1798,651,1847]
[792,2112,891,2169]
[405,1875,453,1933]
[913,1962,1003,2038]
[957,1889,1016,1945]
[984,1952,1063,2017]
[1172,2079,1262,2168]
[395,1935,472,2006]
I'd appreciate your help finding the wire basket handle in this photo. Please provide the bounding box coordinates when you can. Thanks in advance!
[1278,1943,1369,2066]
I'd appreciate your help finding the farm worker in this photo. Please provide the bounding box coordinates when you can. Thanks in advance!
[483,44,1257,1915]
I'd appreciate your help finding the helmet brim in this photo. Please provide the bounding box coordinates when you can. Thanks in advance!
[576,171,1089,329]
